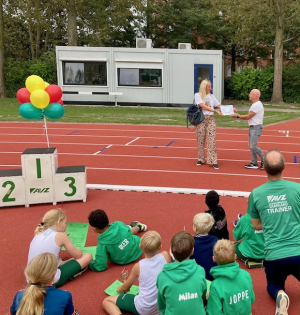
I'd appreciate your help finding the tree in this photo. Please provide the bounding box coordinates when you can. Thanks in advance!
[3,0,67,60]
[151,0,209,48]
[207,0,299,103]
[0,0,5,97]
[270,0,299,103]
[67,0,77,46]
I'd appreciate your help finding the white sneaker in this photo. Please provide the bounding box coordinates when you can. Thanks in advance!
[275,291,289,315]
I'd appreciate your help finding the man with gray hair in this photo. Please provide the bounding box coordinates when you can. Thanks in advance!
[231,89,264,169]
[247,149,300,315]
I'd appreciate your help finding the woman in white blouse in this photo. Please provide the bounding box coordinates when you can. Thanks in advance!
[194,79,222,170]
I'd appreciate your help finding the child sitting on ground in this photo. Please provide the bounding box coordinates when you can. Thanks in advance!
[206,239,255,315]
[157,231,207,315]
[28,209,92,287]
[88,209,147,272]
[205,190,229,239]
[233,213,265,268]
[103,231,170,315]
[190,213,218,281]
[10,253,77,315]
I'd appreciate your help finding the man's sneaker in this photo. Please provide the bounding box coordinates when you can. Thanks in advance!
[196,161,203,166]
[75,311,80,315]
[275,291,289,315]
[213,164,219,169]
[245,163,258,169]
[69,266,88,281]
[238,213,243,220]
[233,220,238,228]
[245,259,264,269]
[260,160,264,169]
[129,221,147,232]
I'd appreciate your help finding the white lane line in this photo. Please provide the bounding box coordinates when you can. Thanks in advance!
[125,137,140,146]
[85,166,299,181]
[1,163,298,180]
[93,145,112,155]
[0,123,299,134]
[0,140,299,152]
[0,133,298,143]
[0,152,299,165]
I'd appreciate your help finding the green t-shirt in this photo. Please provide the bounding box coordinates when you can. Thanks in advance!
[247,179,300,261]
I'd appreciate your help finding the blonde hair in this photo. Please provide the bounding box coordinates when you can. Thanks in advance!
[16,253,58,315]
[213,239,236,265]
[193,213,214,234]
[199,79,212,101]
[140,231,161,255]
[35,209,66,234]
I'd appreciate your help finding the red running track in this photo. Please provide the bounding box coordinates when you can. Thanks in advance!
[0,119,299,315]
[0,119,299,193]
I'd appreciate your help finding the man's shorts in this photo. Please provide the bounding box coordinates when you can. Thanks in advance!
[116,293,139,315]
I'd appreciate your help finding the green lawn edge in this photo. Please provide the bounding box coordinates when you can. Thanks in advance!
[0,98,299,128]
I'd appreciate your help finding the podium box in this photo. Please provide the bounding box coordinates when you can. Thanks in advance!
[55,166,87,203]
[21,148,57,206]
[0,147,87,208]
[0,169,26,207]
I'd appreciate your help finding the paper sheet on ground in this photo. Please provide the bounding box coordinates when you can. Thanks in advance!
[105,280,139,296]
[62,222,89,250]
[79,246,97,259]
[220,105,234,115]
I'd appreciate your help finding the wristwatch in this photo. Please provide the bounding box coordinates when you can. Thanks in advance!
[237,115,240,119]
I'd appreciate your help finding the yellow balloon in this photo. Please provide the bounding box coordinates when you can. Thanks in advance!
[30,89,50,109]
[25,75,45,93]
[44,82,50,88]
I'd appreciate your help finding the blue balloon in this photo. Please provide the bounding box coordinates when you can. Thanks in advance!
[44,103,65,120]
[19,102,43,120]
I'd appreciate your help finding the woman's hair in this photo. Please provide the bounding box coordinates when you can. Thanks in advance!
[213,239,236,265]
[16,253,58,315]
[171,231,194,262]
[35,209,66,234]
[199,79,211,100]
[140,231,162,255]
[193,213,215,234]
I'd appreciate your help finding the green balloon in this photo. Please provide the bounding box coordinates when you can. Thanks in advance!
[44,103,65,120]
[19,102,43,120]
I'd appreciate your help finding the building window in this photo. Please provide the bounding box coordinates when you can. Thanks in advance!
[286,51,294,60]
[63,62,107,85]
[237,65,244,73]
[117,68,162,87]
[227,65,232,77]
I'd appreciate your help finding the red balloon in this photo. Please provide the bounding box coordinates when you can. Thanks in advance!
[57,99,64,106]
[45,84,62,103]
[16,88,31,104]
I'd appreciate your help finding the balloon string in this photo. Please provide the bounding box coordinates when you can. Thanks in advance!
[43,116,50,148]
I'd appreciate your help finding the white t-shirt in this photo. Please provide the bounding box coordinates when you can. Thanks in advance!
[194,93,220,116]
[27,229,61,283]
[248,101,264,126]
[134,253,167,315]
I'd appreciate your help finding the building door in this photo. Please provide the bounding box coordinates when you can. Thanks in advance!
[194,64,213,94]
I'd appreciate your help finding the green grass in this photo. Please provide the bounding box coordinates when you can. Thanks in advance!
[0,98,299,128]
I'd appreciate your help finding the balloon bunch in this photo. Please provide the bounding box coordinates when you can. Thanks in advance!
[17,75,65,120]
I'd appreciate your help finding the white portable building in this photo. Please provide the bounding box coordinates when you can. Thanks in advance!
[56,43,224,107]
